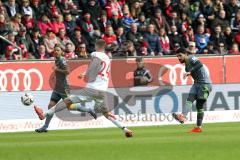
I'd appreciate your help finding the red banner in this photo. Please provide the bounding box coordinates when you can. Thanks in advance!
[0,56,236,92]
[225,55,240,84]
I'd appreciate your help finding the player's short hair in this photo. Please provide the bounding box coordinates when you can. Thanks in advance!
[95,39,106,50]
[176,48,191,55]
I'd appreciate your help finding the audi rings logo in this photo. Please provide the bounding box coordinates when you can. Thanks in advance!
[158,64,210,85]
[0,69,43,91]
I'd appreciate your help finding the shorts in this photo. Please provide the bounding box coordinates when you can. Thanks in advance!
[69,88,108,113]
[188,83,212,101]
[50,91,68,103]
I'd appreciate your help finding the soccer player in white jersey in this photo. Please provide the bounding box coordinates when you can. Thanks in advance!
[34,39,133,137]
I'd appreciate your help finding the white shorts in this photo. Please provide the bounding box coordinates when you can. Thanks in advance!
[69,88,108,113]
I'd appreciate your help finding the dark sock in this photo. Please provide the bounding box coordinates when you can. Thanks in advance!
[197,109,204,127]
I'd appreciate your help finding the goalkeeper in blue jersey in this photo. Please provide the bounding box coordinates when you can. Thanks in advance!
[172,48,212,133]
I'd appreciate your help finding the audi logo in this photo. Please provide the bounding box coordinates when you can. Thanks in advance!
[158,64,210,85]
[0,69,43,91]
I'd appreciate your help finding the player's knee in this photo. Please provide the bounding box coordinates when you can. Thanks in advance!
[63,98,72,109]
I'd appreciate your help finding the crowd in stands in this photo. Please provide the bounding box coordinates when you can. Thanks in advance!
[0,0,240,60]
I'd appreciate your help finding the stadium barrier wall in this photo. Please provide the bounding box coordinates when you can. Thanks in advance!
[0,55,240,132]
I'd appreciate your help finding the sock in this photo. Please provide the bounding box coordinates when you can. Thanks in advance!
[107,116,124,129]
[182,101,193,117]
[197,109,204,127]
[42,114,53,129]
[45,100,67,117]
[69,103,91,112]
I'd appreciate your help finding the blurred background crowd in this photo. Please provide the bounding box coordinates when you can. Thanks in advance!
[0,0,240,60]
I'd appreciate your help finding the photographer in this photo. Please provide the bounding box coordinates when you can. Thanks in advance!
[134,57,153,86]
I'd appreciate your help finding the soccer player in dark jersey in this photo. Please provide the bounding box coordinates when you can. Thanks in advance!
[172,48,212,133]
[35,44,69,133]
[134,57,153,86]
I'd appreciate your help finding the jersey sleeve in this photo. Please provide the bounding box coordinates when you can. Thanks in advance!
[188,56,203,73]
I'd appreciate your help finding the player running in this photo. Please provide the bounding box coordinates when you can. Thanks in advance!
[35,44,69,133]
[172,48,212,133]
[34,39,133,137]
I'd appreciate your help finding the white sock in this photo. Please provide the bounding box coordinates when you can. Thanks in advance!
[107,116,124,129]
[45,100,67,117]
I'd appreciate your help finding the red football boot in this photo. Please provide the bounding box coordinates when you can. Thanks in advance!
[34,105,45,120]
[189,127,202,133]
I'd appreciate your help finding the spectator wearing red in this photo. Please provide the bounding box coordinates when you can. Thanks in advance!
[179,12,191,32]
[228,43,240,54]
[22,11,36,31]
[19,44,29,59]
[102,26,117,45]
[37,44,48,60]
[4,45,19,60]
[234,29,240,45]
[38,14,54,35]
[77,11,100,42]
[44,28,59,57]
[162,0,175,22]
[64,42,77,59]
[52,14,66,34]
[159,27,170,55]
[140,41,151,56]
[182,26,195,48]
[105,0,123,19]
[150,8,170,34]
[45,0,61,19]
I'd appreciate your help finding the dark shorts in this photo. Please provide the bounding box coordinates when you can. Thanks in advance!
[50,91,68,103]
[189,83,212,101]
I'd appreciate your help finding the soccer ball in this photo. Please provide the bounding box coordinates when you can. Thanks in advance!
[21,93,34,106]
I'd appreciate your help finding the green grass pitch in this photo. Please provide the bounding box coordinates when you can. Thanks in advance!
[0,122,240,160]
